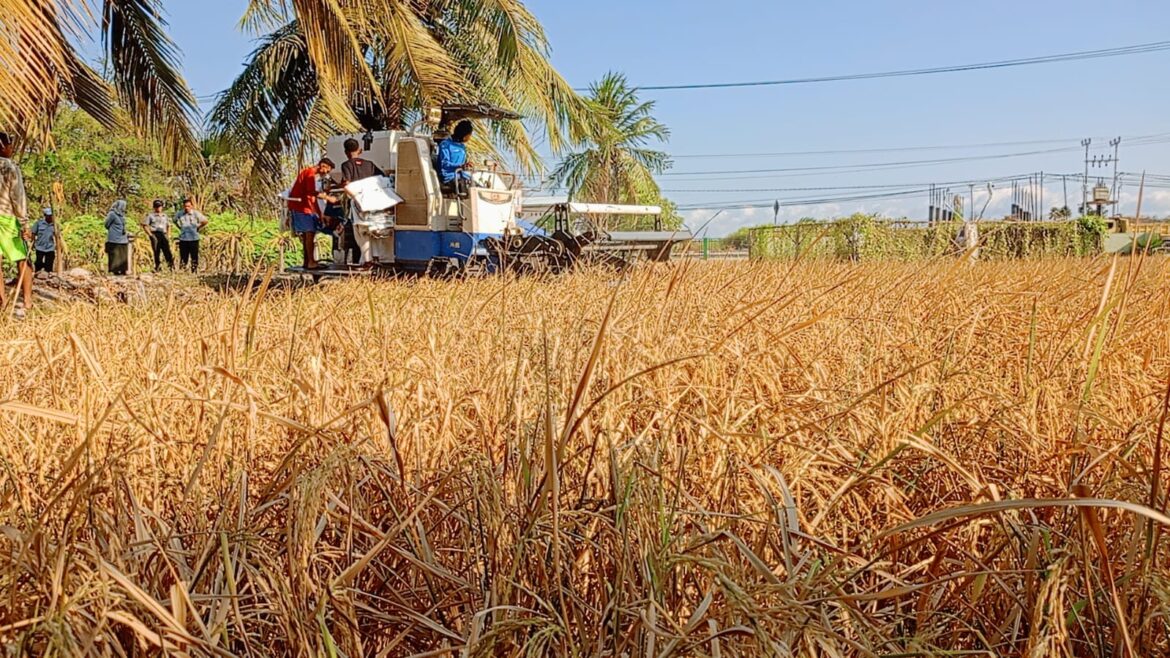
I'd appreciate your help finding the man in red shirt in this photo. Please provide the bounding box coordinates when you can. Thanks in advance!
[288,157,336,269]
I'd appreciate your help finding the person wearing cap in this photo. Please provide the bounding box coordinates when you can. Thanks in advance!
[31,207,56,273]
[143,199,175,271]
[0,131,34,317]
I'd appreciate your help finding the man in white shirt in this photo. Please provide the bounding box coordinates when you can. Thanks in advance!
[143,199,175,271]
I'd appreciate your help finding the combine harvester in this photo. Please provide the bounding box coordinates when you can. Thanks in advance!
[285,105,691,277]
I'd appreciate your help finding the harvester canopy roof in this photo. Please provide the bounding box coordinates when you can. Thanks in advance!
[440,103,522,126]
[521,197,662,218]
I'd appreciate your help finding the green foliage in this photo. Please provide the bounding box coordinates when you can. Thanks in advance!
[21,109,173,216]
[1076,214,1108,253]
[55,212,296,272]
[749,215,1104,261]
[723,226,754,250]
[21,107,261,221]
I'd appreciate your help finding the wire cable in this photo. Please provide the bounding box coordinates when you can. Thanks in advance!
[613,40,1170,92]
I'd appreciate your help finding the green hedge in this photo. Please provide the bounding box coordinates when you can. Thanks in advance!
[748,215,1104,261]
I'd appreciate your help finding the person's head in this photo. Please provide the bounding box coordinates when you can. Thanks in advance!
[43,207,54,223]
[153,199,164,212]
[0,132,14,159]
[111,199,127,215]
[316,157,335,176]
[453,120,473,143]
[182,198,194,213]
[344,138,361,158]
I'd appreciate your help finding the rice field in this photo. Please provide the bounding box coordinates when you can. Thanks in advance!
[1,258,1168,657]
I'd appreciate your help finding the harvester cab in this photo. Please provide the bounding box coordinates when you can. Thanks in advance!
[319,103,524,273]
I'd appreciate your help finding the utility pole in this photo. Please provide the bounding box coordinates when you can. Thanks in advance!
[772,200,779,226]
[1039,171,1044,221]
[1109,137,1121,208]
[1081,138,1091,216]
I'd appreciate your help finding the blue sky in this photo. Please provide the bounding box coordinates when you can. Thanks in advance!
[165,0,1170,235]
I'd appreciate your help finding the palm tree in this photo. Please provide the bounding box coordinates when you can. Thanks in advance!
[0,0,198,163]
[210,0,594,188]
[547,72,671,207]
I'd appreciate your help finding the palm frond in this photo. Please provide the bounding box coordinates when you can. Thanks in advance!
[62,46,119,132]
[208,21,321,189]
[285,0,375,125]
[102,0,199,164]
[238,0,290,35]
[217,0,593,183]
[0,0,73,135]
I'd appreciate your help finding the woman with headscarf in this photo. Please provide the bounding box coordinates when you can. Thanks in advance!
[105,200,130,275]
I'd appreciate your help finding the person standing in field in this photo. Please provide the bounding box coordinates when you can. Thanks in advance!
[175,198,208,272]
[31,207,57,273]
[143,199,174,271]
[287,157,335,269]
[339,138,383,265]
[0,132,34,317]
[104,199,130,276]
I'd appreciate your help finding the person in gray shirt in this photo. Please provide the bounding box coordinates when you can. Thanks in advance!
[31,207,56,273]
[175,198,208,272]
[143,199,174,271]
[104,199,130,275]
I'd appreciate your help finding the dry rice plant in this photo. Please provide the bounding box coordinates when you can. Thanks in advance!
[1,257,1168,657]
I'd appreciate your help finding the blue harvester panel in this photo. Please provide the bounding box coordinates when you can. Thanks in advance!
[439,232,475,259]
[394,231,441,267]
[394,231,482,270]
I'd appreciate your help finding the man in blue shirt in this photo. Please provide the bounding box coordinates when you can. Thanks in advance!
[31,207,56,273]
[437,120,473,194]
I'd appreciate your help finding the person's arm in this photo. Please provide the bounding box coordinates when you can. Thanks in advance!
[198,212,209,230]
[12,167,29,238]
[454,145,471,180]
[104,213,114,229]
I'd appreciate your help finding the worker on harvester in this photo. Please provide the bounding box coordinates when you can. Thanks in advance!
[337,138,384,265]
[287,158,336,270]
[437,120,474,195]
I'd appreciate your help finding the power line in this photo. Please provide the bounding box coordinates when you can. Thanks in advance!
[660,146,1079,177]
[671,171,1170,213]
[608,40,1170,92]
[667,132,1170,159]
[662,178,1035,194]
[656,137,1170,180]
